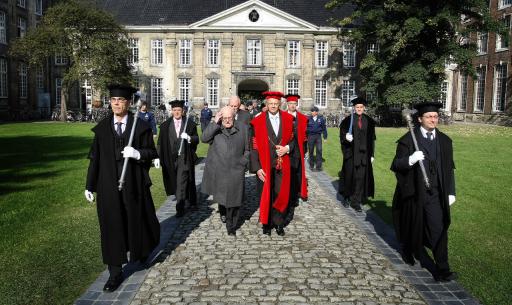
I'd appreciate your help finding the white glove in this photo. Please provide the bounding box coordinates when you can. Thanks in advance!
[122,146,141,160]
[153,158,160,168]
[371,157,374,163]
[84,190,94,203]
[449,195,456,206]
[180,132,191,143]
[408,151,425,166]
[345,133,353,142]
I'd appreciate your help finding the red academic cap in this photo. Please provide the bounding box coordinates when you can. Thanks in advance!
[284,94,300,102]
[262,91,284,100]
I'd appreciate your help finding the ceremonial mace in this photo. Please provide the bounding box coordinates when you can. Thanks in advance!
[118,98,142,191]
[402,109,431,190]
[178,105,193,156]
[347,106,354,135]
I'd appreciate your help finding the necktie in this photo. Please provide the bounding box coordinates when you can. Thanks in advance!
[427,131,433,141]
[358,115,362,129]
[116,122,122,136]
[175,120,181,137]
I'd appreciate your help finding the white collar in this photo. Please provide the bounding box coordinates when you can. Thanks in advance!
[420,126,436,139]
[288,111,297,117]
[114,114,128,125]
[269,112,280,119]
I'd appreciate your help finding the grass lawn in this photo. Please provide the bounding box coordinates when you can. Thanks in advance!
[0,122,510,305]
[323,124,512,305]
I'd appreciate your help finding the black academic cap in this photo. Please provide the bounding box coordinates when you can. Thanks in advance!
[413,101,443,116]
[169,100,185,109]
[350,96,368,106]
[108,84,137,100]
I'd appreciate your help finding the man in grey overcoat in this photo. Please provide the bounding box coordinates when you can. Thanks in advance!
[201,106,250,236]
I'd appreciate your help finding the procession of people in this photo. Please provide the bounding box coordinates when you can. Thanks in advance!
[84,86,459,291]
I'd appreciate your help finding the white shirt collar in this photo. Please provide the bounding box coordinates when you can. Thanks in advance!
[269,112,280,119]
[288,111,297,117]
[420,126,436,139]
[114,114,128,125]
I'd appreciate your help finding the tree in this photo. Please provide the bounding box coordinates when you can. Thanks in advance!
[10,0,133,120]
[326,0,503,106]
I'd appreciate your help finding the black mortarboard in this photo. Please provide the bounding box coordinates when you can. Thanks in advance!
[350,96,368,106]
[169,100,185,108]
[414,101,443,116]
[107,84,137,100]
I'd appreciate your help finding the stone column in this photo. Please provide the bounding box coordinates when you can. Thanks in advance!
[221,33,234,107]
[193,33,205,108]
[165,36,177,101]
[302,34,315,110]
[274,33,286,93]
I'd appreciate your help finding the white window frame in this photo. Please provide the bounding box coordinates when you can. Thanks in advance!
[246,39,262,66]
[341,80,356,107]
[0,11,6,44]
[19,63,27,98]
[36,66,44,89]
[35,0,43,15]
[287,40,301,68]
[18,17,27,38]
[286,79,300,96]
[343,41,356,68]
[82,80,93,107]
[477,32,488,54]
[55,78,62,105]
[55,54,68,65]
[0,57,7,97]
[474,67,486,112]
[179,78,191,102]
[314,79,327,107]
[17,0,26,8]
[207,39,220,67]
[367,42,379,54]
[179,39,192,66]
[499,0,512,9]
[128,38,139,66]
[496,16,510,51]
[206,78,219,108]
[493,63,508,112]
[315,41,328,68]
[438,81,448,109]
[458,73,468,111]
[151,39,163,66]
[151,78,163,106]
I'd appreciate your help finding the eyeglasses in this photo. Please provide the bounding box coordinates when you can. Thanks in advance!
[222,117,234,121]
[110,97,128,103]
[422,115,439,119]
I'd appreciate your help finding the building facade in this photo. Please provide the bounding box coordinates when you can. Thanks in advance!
[98,0,358,113]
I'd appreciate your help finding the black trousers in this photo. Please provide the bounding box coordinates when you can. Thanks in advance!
[350,165,367,206]
[307,134,323,169]
[423,191,450,272]
[200,121,208,132]
[219,205,240,233]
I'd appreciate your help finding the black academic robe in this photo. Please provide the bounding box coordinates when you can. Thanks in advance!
[86,114,160,266]
[390,127,455,256]
[157,116,199,203]
[339,113,376,198]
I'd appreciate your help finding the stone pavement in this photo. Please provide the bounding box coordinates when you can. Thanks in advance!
[75,163,480,305]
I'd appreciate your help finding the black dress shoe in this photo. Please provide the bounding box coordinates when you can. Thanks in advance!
[228,231,236,236]
[342,201,350,208]
[354,205,363,212]
[435,271,458,282]
[401,252,415,266]
[275,226,285,236]
[103,275,123,292]
[176,210,185,218]
[220,215,227,223]
[262,227,271,235]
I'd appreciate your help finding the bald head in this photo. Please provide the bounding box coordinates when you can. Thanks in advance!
[228,96,241,113]
[220,106,235,128]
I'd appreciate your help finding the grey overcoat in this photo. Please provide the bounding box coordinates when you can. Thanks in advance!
[201,122,250,208]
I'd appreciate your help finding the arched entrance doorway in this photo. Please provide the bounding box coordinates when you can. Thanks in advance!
[237,79,269,105]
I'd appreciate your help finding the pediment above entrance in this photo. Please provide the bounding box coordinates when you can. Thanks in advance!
[190,0,318,31]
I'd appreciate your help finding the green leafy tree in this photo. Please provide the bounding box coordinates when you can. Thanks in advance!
[10,0,133,120]
[326,0,503,106]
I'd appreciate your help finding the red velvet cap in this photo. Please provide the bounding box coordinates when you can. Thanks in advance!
[262,91,284,100]
[284,94,300,102]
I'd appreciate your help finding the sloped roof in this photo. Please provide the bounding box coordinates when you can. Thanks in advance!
[97,0,353,27]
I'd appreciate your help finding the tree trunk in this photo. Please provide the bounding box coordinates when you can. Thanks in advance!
[60,86,68,121]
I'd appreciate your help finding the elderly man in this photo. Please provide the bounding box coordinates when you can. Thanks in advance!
[391,101,457,282]
[155,100,199,217]
[339,97,376,212]
[228,95,251,126]
[250,91,296,236]
[201,106,250,236]
[84,84,160,292]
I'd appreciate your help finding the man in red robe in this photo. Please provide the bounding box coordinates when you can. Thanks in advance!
[284,94,308,224]
[250,91,296,236]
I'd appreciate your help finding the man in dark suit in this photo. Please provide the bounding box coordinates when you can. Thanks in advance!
[229,95,251,126]
[250,91,296,236]
[84,84,160,292]
[306,106,328,171]
[200,102,213,132]
[155,100,199,217]
[339,97,376,212]
[391,101,457,282]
